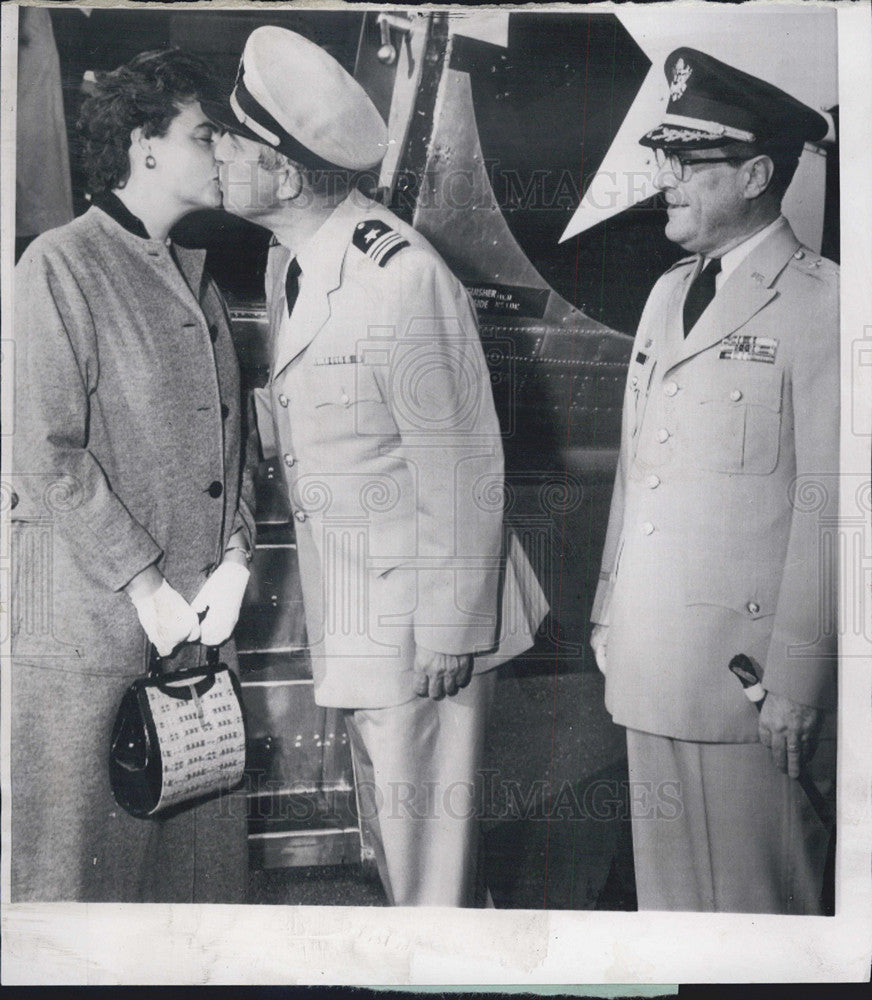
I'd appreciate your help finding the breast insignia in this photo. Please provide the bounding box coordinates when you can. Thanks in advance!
[352,220,410,267]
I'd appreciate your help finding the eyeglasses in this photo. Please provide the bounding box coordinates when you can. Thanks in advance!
[654,149,751,181]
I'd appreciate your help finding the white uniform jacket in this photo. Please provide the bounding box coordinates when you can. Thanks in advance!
[256,194,546,708]
[592,218,839,742]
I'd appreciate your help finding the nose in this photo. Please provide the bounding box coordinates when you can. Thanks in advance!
[213,133,231,162]
[654,162,678,191]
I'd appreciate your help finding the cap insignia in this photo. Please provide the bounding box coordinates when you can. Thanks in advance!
[353,220,409,268]
[670,58,692,102]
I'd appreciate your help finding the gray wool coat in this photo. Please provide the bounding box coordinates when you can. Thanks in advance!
[10,204,255,902]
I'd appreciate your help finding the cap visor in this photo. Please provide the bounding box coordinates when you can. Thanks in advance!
[639,123,736,150]
[201,98,268,146]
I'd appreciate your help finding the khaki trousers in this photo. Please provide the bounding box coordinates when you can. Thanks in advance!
[344,670,495,906]
[626,728,835,914]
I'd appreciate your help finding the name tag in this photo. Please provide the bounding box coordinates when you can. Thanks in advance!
[314,354,360,367]
[719,335,778,364]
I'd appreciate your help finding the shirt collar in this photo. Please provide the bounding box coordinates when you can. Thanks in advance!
[715,215,785,284]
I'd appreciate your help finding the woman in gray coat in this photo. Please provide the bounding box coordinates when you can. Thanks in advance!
[10,50,255,902]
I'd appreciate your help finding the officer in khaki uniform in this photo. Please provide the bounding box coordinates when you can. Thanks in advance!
[591,49,838,913]
[207,27,547,906]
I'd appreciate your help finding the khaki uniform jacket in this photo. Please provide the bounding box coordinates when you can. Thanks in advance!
[592,218,838,742]
[256,195,546,708]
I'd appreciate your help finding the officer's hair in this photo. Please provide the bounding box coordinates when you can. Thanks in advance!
[78,48,220,194]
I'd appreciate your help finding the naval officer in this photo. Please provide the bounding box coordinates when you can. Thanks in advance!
[591,48,838,913]
[207,26,546,906]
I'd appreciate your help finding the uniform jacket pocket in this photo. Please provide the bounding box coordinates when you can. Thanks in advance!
[684,366,783,474]
[312,365,399,440]
[685,562,779,620]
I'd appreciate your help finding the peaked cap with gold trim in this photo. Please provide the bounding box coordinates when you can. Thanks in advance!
[640,47,829,151]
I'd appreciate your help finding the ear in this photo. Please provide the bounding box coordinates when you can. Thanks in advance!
[742,155,775,200]
[275,161,304,203]
[128,126,152,164]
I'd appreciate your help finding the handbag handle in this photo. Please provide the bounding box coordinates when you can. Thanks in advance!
[148,643,220,676]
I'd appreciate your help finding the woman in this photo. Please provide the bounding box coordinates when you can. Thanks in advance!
[11,49,255,902]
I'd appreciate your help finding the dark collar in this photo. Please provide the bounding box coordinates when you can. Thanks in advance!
[90,190,153,241]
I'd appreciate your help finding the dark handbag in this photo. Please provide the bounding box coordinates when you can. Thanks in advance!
[109,645,247,819]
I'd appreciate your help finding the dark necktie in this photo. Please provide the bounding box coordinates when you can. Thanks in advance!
[285,258,302,318]
[683,257,721,337]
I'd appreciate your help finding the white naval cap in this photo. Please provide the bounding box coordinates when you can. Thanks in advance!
[203,26,387,171]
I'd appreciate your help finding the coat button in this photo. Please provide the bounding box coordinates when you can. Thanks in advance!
[283,453,296,468]
[664,381,678,397]
[294,510,307,523]
[657,428,670,443]
[730,389,743,402]
[278,393,289,407]
[793,250,804,260]
[631,376,639,388]
[641,521,655,536]
[646,474,660,489]
[747,601,760,615]
[209,324,218,343]
[207,480,223,498]
[341,393,350,406]
[220,403,230,419]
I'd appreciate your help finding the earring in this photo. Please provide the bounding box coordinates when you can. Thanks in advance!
[145,154,156,169]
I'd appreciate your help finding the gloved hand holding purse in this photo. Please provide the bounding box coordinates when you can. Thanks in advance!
[191,560,251,647]
[128,577,201,657]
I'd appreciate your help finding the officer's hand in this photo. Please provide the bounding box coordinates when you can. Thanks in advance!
[191,561,251,648]
[759,691,823,779]
[413,646,473,699]
[590,624,609,675]
[126,574,200,657]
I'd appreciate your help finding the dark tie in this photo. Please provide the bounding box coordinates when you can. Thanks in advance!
[285,258,301,318]
[683,257,721,337]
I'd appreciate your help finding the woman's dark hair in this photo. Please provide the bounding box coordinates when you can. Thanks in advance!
[78,48,220,193]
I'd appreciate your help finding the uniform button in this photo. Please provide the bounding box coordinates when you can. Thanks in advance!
[283,453,296,468]
[220,403,230,419]
[657,428,670,443]
[209,324,218,343]
[207,480,223,498]
[631,376,639,388]
[278,393,289,408]
[646,474,660,489]
[641,521,655,536]
[10,491,19,509]
[294,510,307,523]
[747,601,760,615]
[729,389,743,402]
[664,381,678,397]
[341,393,350,406]
[793,249,804,260]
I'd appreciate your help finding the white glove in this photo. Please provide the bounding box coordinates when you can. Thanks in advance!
[590,623,608,675]
[130,579,201,657]
[191,561,250,648]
